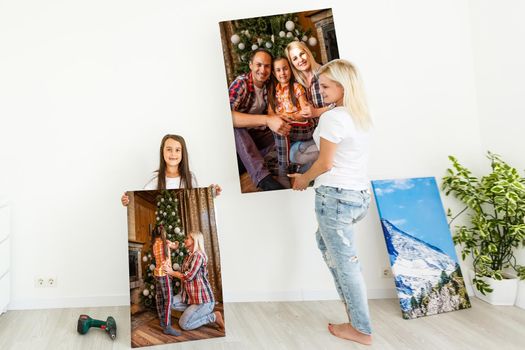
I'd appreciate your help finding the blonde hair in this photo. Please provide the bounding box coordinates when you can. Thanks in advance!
[284,41,321,88]
[188,231,206,254]
[318,59,372,130]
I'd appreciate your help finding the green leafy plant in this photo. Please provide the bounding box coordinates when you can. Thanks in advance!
[442,151,525,295]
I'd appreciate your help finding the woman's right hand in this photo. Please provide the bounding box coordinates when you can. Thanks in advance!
[300,103,317,119]
[121,192,130,206]
[267,115,291,136]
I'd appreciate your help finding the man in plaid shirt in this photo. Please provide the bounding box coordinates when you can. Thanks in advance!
[229,48,291,191]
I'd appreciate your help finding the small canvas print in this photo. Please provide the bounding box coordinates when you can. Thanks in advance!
[219,9,339,193]
[127,188,225,347]
[371,177,471,319]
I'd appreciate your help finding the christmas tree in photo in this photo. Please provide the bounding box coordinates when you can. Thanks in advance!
[140,190,186,308]
[229,13,318,75]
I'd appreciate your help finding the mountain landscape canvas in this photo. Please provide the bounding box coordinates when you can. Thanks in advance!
[371,177,471,319]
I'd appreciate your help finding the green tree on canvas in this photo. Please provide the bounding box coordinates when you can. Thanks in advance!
[141,190,186,308]
[228,14,318,75]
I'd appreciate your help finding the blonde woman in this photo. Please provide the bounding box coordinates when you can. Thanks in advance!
[284,41,335,118]
[289,59,373,345]
[163,231,224,331]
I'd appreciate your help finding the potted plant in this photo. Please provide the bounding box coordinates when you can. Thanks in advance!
[442,151,525,305]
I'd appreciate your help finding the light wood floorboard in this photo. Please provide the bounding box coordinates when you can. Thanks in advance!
[0,298,523,349]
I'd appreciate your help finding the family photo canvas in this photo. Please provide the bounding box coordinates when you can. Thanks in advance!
[126,187,225,347]
[219,9,340,193]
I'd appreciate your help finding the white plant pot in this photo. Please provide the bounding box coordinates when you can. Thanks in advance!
[469,270,518,305]
[515,279,525,309]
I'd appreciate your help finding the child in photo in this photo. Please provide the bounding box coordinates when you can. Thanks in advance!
[268,57,318,187]
[152,225,181,336]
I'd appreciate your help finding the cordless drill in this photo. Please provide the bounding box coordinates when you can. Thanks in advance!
[77,314,117,340]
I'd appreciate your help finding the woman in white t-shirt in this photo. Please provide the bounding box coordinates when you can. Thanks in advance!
[121,134,220,206]
[289,59,373,345]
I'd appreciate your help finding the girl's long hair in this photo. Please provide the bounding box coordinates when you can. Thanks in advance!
[156,134,193,190]
[318,59,372,130]
[151,225,169,259]
[284,41,321,88]
[267,57,299,113]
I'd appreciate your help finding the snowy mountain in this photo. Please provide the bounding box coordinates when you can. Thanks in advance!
[381,219,458,311]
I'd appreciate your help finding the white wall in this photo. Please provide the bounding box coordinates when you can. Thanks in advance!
[469,0,525,266]
[0,0,488,309]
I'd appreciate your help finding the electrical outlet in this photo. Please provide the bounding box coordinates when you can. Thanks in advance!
[382,267,393,278]
[46,277,57,288]
[35,277,45,288]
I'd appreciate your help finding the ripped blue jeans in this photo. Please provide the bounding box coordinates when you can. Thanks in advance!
[315,185,372,335]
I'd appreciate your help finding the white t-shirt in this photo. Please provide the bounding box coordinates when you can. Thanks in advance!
[143,172,198,190]
[313,107,370,191]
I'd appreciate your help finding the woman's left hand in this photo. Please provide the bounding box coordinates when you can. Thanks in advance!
[163,264,174,275]
[288,173,309,191]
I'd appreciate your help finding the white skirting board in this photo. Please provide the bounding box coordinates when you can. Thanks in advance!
[7,288,398,310]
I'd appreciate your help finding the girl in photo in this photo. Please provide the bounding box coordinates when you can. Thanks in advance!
[152,225,181,336]
[267,56,318,187]
[289,59,373,345]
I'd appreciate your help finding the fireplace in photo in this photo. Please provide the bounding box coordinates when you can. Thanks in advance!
[308,9,339,64]
[128,242,143,289]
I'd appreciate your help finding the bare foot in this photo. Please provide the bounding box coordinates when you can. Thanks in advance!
[214,311,225,330]
[328,323,372,345]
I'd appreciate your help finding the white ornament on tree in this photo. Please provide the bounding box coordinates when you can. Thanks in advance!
[257,38,263,45]
[231,34,240,44]
[150,285,154,289]
[149,264,155,271]
[251,44,258,51]
[285,20,295,31]
[142,256,148,262]
[238,43,245,50]
[175,281,180,287]
[173,263,180,271]
[308,37,318,47]
[294,37,299,41]
[286,32,293,38]
[302,35,308,42]
[265,42,272,48]
[174,227,181,234]
[142,289,150,296]
[279,31,285,38]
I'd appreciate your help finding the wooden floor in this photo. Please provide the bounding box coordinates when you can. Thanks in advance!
[131,306,224,347]
[0,298,523,349]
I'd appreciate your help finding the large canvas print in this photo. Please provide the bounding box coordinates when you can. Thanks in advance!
[127,188,225,347]
[219,9,339,193]
[371,177,471,319]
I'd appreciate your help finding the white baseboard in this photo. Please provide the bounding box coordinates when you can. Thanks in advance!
[223,288,397,303]
[8,295,129,310]
[8,289,398,310]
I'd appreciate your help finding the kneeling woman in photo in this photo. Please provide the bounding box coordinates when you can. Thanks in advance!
[163,231,224,331]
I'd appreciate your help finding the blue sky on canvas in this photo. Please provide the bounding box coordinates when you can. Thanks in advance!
[371,177,458,259]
